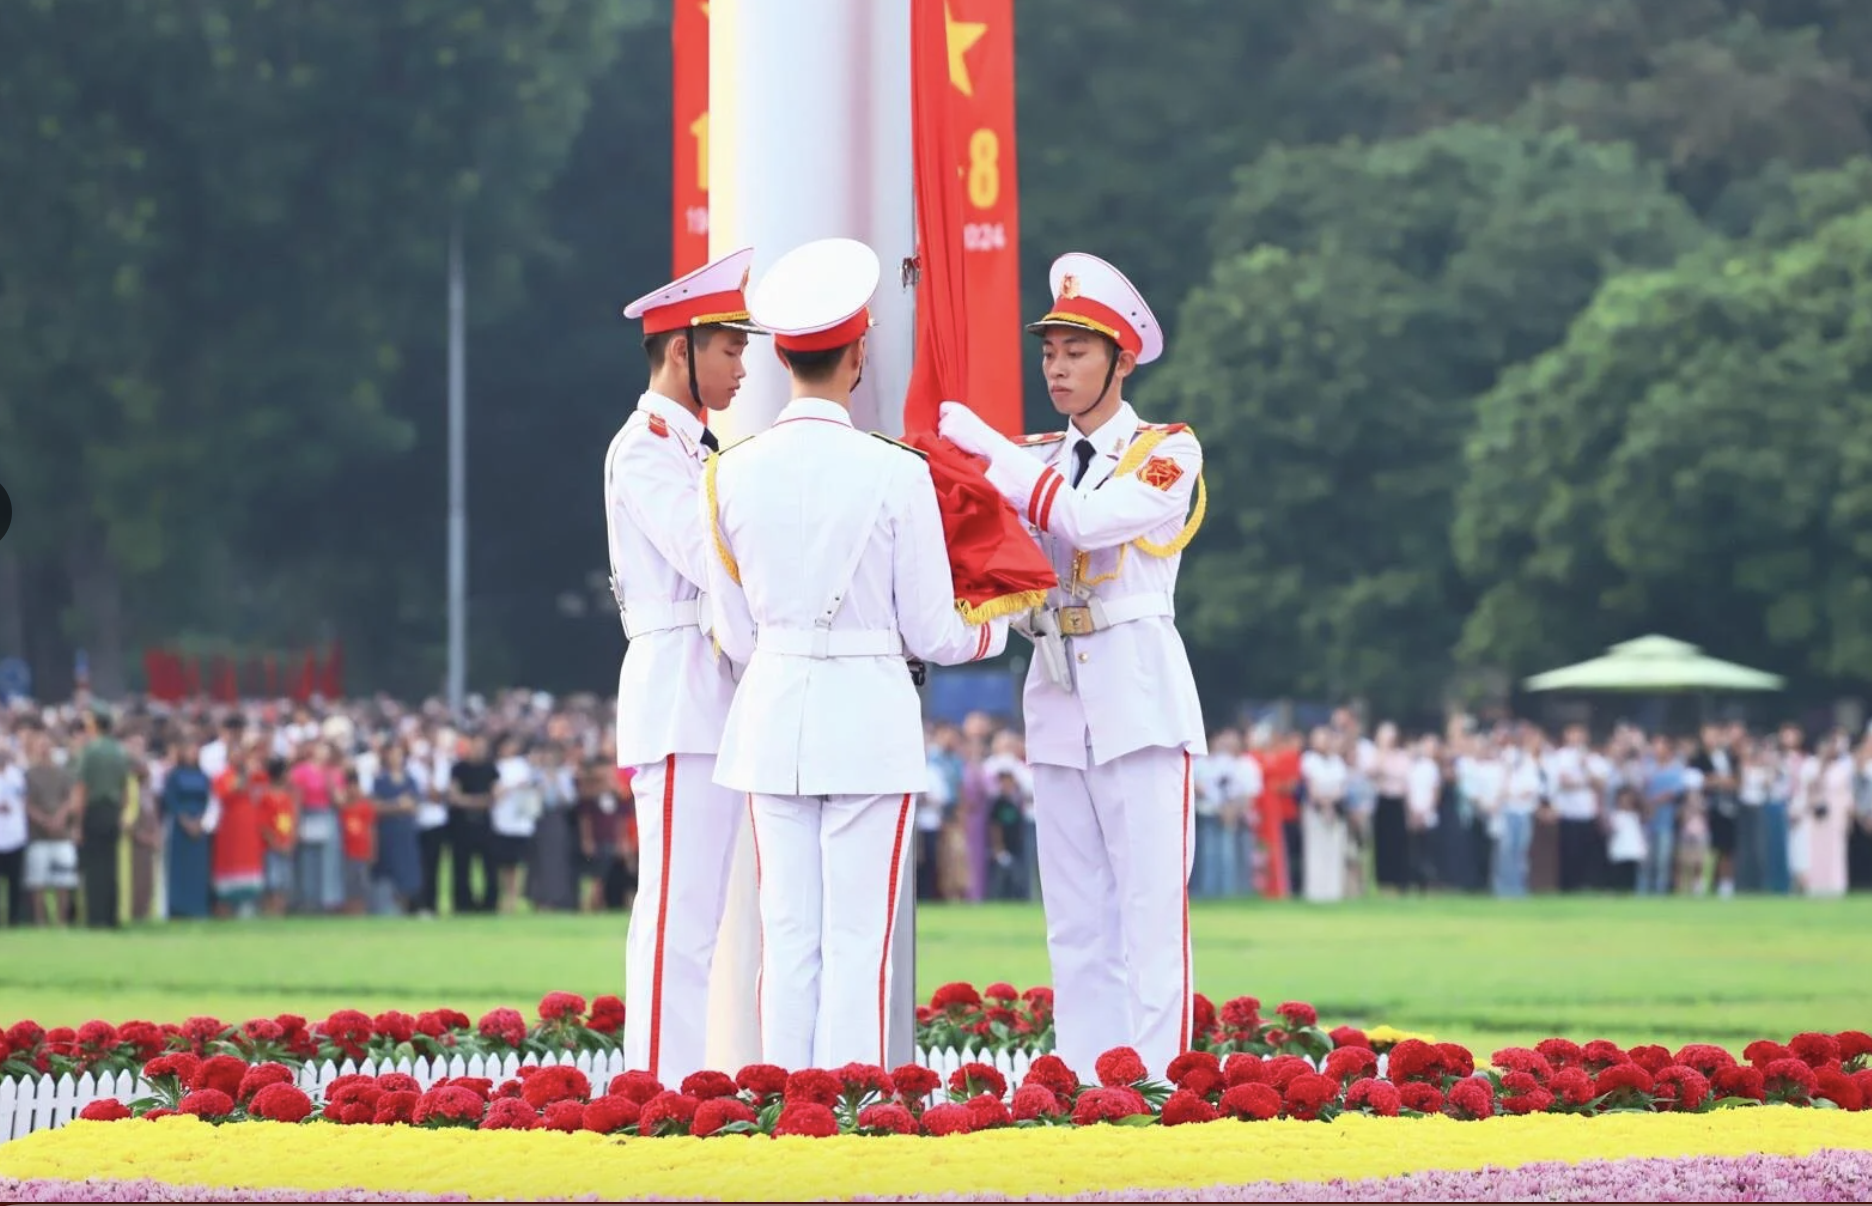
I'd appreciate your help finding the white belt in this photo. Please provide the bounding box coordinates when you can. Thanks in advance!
[756,626,904,659]
[1042,590,1174,637]
[621,598,705,640]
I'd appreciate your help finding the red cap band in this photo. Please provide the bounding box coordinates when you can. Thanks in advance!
[774,307,872,353]
[640,288,752,335]
[1036,296,1142,356]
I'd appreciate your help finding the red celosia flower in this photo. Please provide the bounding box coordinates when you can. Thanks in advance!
[1071,1086,1149,1125]
[831,1063,894,1101]
[964,1092,1012,1130]
[582,1095,641,1134]
[142,1108,177,1120]
[414,1012,448,1039]
[889,1063,941,1108]
[178,1089,234,1119]
[476,1008,527,1048]
[314,1010,373,1060]
[1534,1038,1583,1069]
[1264,1055,1315,1091]
[929,982,982,1013]
[373,1091,421,1125]
[588,995,626,1035]
[1020,1054,1079,1100]
[521,1066,591,1110]
[1010,1084,1064,1120]
[1627,1044,1674,1074]
[680,1070,741,1101]
[143,1053,201,1091]
[919,1101,974,1136]
[773,1101,840,1137]
[1330,1025,1372,1050]
[784,1069,842,1108]
[1323,1047,1378,1086]
[857,1102,917,1134]
[180,1016,227,1051]
[1444,1078,1494,1120]
[1276,1001,1318,1029]
[692,1096,757,1137]
[1836,1031,1872,1064]
[43,1027,77,1058]
[1651,1066,1711,1112]
[983,982,1018,1001]
[1021,986,1055,1014]
[1344,1077,1402,1117]
[479,1097,539,1130]
[534,1100,582,1133]
[1217,1082,1281,1121]
[1851,1069,1872,1105]
[1223,1054,1268,1086]
[1385,1039,1441,1084]
[5,1021,45,1052]
[372,1011,416,1045]
[495,1078,525,1101]
[1160,1088,1218,1126]
[1547,1067,1595,1106]
[239,1018,284,1046]
[1499,1071,1555,1116]
[1437,1043,1476,1078]
[1094,1047,1148,1088]
[1743,1040,1791,1068]
[1167,1050,1220,1085]
[76,1020,117,1053]
[638,1091,702,1136]
[1580,1040,1627,1072]
[949,1061,1007,1100]
[1593,1063,1655,1098]
[1815,1068,1864,1112]
[116,1022,166,1062]
[1397,1082,1445,1114]
[1282,1072,1338,1121]
[1790,1032,1842,1071]
[78,1098,132,1122]
[608,1071,665,1104]
[1763,1058,1819,1103]
[439,1076,493,1102]
[413,1086,487,1127]
[236,1063,294,1104]
[193,1055,249,1100]
[1219,996,1261,1030]
[1193,993,1218,1036]
[371,1073,418,1095]
[1672,1043,1736,1076]
[1711,1065,1765,1103]
[735,1064,788,1102]
[1491,1048,1554,1082]
[538,991,587,1022]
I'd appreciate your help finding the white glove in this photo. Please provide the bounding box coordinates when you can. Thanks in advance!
[938,400,1001,458]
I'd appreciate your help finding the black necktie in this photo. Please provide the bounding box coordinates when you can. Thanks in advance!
[1069,438,1095,487]
[701,428,720,452]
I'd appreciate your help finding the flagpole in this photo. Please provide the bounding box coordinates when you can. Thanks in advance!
[446,215,467,714]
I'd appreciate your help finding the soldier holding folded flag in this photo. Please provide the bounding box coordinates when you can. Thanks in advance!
[938,252,1207,1080]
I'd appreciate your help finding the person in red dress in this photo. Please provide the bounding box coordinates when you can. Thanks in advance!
[210,749,267,918]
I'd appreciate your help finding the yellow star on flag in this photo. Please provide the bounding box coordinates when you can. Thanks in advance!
[700,1,709,16]
[947,3,988,97]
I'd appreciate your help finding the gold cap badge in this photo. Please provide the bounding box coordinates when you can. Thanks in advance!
[1059,274,1080,299]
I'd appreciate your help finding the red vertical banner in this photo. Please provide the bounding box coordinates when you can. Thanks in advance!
[671,0,710,276]
[950,0,1021,435]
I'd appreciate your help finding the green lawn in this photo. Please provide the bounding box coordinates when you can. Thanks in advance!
[3,896,1867,1054]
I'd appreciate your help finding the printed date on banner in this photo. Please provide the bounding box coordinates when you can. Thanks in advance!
[963,222,1007,252]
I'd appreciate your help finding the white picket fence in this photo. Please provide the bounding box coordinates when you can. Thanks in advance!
[0,1045,1036,1144]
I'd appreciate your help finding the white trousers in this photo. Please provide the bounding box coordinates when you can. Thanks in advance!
[1032,746,1193,1080]
[747,791,914,1071]
[623,753,742,1087]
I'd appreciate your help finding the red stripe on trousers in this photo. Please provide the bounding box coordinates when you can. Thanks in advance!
[747,794,765,1032]
[648,754,677,1079]
[876,793,913,1065]
[1179,750,1192,1054]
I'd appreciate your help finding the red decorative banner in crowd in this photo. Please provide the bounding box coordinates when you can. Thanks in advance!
[670,0,710,276]
[139,644,344,703]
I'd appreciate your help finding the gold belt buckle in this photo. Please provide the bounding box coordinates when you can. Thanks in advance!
[1056,605,1095,637]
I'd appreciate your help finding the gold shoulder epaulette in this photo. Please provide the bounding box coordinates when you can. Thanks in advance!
[869,431,929,459]
[1137,422,1192,437]
[1016,431,1066,446]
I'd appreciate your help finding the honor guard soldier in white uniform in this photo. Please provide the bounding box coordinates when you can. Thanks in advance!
[938,252,1207,1080]
[610,247,765,1087]
[701,237,1010,1071]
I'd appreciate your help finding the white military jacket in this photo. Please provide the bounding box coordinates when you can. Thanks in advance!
[702,398,1009,796]
[976,400,1208,770]
[605,391,739,767]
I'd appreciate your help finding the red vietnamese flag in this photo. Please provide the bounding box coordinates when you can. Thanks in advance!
[903,0,1054,622]
[671,0,710,275]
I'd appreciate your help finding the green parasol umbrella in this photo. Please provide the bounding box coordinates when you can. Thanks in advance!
[1522,635,1785,693]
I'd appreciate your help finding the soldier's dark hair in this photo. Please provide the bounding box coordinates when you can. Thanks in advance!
[644,325,723,370]
[778,341,858,383]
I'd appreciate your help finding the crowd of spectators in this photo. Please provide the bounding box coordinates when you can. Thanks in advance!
[3,691,1869,928]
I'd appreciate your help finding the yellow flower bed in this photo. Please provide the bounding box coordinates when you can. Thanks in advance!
[5,1111,1872,1201]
